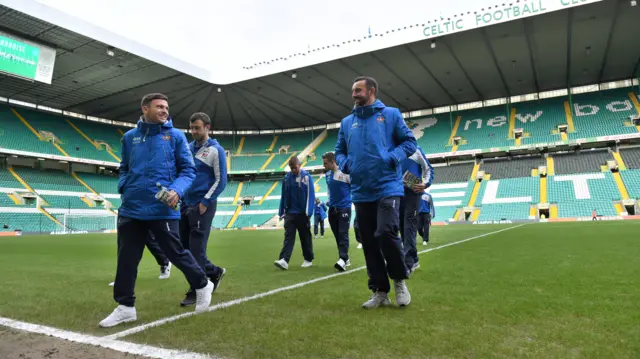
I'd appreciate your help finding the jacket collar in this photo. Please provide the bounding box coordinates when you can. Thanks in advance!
[136,117,174,135]
[352,99,386,119]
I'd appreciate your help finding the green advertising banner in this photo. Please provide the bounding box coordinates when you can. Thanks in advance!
[0,34,40,80]
[0,31,55,84]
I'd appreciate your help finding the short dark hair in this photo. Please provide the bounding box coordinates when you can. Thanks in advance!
[353,76,378,95]
[141,93,169,108]
[189,112,211,126]
[322,152,335,162]
[288,156,301,166]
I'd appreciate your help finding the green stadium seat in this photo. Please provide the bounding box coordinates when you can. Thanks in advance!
[13,167,87,192]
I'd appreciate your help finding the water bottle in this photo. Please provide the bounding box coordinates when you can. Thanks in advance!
[155,182,180,211]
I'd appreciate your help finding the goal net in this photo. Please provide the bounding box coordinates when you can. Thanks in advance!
[53,213,117,234]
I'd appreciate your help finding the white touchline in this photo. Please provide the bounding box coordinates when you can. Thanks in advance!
[0,316,218,359]
[106,223,526,340]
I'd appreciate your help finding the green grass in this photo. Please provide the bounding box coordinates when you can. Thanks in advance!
[1,222,640,358]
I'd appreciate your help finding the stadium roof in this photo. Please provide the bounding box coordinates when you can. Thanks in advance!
[0,0,638,131]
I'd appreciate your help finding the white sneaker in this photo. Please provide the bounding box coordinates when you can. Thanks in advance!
[334,258,346,272]
[108,281,114,287]
[159,262,172,279]
[345,259,351,267]
[362,292,392,309]
[315,235,318,239]
[301,260,313,268]
[321,235,324,238]
[394,280,411,307]
[99,305,136,328]
[357,243,363,249]
[422,241,428,246]
[411,262,421,272]
[195,280,214,313]
[274,259,289,270]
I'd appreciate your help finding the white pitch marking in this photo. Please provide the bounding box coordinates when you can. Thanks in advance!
[107,224,526,339]
[0,316,218,359]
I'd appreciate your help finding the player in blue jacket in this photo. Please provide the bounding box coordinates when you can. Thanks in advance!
[100,93,214,328]
[399,146,434,273]
[178,112,228,307]
[418,192,435,246]
[322,152,353,271]
[335,76,417,309]
[274,156,316,270]
[314,198,327,238]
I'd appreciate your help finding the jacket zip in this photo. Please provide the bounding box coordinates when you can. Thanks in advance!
[162,143,173,182]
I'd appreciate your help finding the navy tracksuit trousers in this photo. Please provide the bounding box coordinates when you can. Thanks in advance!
[328,207,350,261]
[418,213,431,243]
[180,202,223,289]
[314,215,325,236]
[279,213,314,263]
[400,188,421,269]
[145,232,169,267]
[113,216,208,307]
[354,196,409,293]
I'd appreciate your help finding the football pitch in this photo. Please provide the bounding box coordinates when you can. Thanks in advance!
[1,221,639,358]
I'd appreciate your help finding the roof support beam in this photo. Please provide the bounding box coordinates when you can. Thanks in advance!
[522,19,540,93]
[338,59,408,109]
[565,8,574,89]
[369,52,432,108]
[480,28,510,97]
[234,84,323,125]
[632,56,640,81]
[440,38,483,99]
[109,83,208,120]
[66,74,183,110]
[84,82,203,116]
[280,73,351,111]
[403,44,456,103]
[255,78,343,119]
[598,3,620,83]
[221,89,237,130]
[228,87,284,128]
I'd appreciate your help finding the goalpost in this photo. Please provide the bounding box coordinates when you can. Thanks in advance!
[52,213,118,234]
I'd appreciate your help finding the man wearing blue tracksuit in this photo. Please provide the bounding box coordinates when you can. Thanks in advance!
[179,112,228,307]
[400,146,434,273]
[322,151,353,271]
[314,198,327,238]
[418,192,435,245]
[274,156,316,270]
[335,76,417,309]
[100,93,214,328]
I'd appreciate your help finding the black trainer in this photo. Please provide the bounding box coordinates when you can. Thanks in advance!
[210,268,226,293]
[180,289,196,307]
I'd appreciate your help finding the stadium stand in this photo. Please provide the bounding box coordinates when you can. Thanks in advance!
[408,114,454,154]
[432,163,474,183]
[0,105,60,156]
[548,172,619,217]
[239,135,276,154]
[619,147,640,169]
[569,89,639,139]
[553,150,612,175]
[514,98,564,146]
[76,173,118,194]
[481,156,545,179]
[621,170,640,200]
[230,155,271,172]
[455,106,514,150]
[13,167,88,193]
[305,130,338,167]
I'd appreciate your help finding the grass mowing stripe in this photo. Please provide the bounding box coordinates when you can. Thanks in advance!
[107,224,525,340]
[0,316,217,359]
